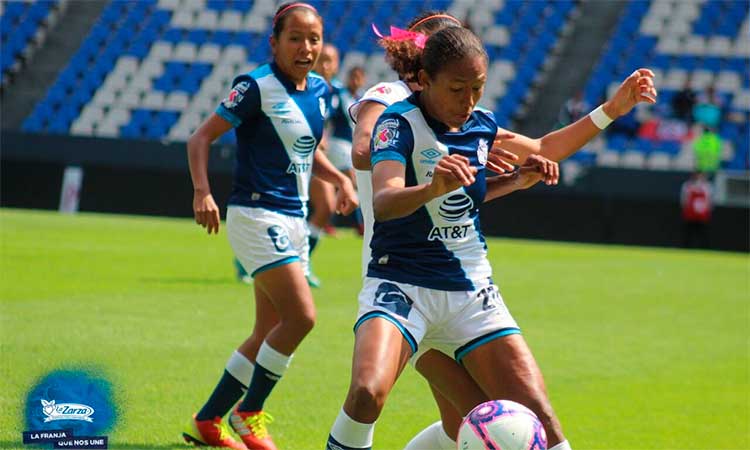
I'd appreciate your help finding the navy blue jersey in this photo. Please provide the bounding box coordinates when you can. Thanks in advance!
[368,93,498,291]
[327,78,355,141]
[216,63,330,217]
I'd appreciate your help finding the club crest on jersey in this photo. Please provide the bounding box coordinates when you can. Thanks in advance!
[319,97,328,117]
[374,119,399,150]
[477,138,488,165]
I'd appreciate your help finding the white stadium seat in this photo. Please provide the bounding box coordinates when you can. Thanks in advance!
[731,90,750,111]
[483,25,509,47]
[646,152,671,170]
[157,0,180,10]
[597,150,620,167]
[621,150,646,169]
[197,43,221,62]
[165,92,190,110]
[243,13,269,33]
[71,118,94,136]
[222,45,247,64]
[683,36,706,56]
[663,68,688,90]
[195,9,218,30]
[142,91,166,109]
[656,35,681,54]
[92,88,117,107]
[173,42,198,62]
[171,9,195,28]
[119,90,142,108]
[707,36,732,57]
[715,71,741,93]
[689,70,715,90]
[219,11,243,31]
[150,42,173,61]
[113,56,139,76]
[139,59,164,78]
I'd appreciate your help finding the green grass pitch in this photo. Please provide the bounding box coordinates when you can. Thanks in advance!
[1,208,747,449]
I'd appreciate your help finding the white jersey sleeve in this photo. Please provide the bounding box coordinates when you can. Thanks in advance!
[348,80,412,123]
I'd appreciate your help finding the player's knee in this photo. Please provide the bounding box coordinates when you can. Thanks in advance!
[347,380,388,418]
[290,307,316,335]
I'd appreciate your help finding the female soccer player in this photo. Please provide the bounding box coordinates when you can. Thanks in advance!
[328,26,656,450]
[183,3,357,450]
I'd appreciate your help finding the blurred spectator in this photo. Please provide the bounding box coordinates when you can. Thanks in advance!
[693,85,723,129]
[680,172,713,249]
[671,78,696,124]
[557,91,589,128]
[607,109,639,138]
[693,127,722,174]
[346,66,366,99]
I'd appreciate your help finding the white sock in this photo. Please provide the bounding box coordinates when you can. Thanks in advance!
[226,350,254,390]
[329,408,375,448]
[549,440,572,450]
[404,421,455,450]
[256,341,292,376]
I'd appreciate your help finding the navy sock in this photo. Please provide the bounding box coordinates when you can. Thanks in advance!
[326,435,371,450]
[237,363,279,412]
[196,370,247,421]
[309,234,319,253]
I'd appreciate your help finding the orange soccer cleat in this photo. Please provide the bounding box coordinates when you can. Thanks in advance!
[229,408,278,450]
[183,414,248,450]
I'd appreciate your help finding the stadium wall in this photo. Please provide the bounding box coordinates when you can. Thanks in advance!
[2,132,748,252]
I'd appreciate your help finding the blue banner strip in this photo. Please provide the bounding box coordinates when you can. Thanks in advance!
[52,436,108,449]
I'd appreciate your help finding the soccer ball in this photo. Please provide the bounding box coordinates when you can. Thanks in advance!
[457,399,547,450]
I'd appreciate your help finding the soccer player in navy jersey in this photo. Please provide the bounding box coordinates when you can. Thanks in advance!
[328,26,657,450]
[183,3,357,449]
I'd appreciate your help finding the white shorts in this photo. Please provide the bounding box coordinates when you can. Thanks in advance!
[327,137,353,171]
[227,206,310,278]
[355,277,520,364]
[355,169,373,278]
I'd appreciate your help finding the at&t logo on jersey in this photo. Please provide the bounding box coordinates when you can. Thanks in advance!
[373,119,400,150]
[287,136,316,174]
[41,399,95,423]
[428,194,474,241]
[438,194,474,221]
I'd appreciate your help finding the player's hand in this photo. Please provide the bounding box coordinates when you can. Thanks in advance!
[429,154,477,198]
[604,68,657,118]
[193,190,220,234]
[517,154,559,189]
[488,132,519,173]
[335,176,359,216]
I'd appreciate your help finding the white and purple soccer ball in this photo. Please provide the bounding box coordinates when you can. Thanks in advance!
[458,399,547,450]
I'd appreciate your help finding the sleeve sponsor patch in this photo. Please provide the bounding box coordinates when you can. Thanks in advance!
[373,118,400,150]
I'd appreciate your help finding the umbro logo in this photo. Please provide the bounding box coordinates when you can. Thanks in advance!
[420,148,441,159]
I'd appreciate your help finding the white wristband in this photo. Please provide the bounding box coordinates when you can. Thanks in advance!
[589,104,614,130]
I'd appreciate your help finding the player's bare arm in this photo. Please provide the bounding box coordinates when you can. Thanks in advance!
[187,113,233,235]
[490,68,657,164]
[351,101,386,170]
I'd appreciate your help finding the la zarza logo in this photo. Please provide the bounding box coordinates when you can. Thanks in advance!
[41,399,95,423]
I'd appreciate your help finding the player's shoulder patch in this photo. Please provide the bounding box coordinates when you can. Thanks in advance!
[223,78,253,109]
[373,116,402,150]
